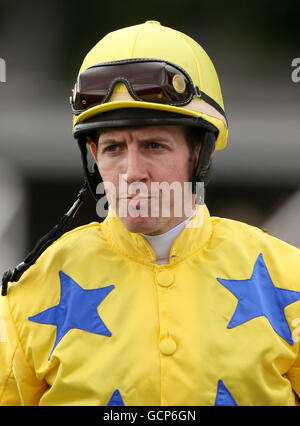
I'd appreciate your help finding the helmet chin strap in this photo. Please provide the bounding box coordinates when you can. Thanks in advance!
[78,136,102,201]
[192,130,217,204]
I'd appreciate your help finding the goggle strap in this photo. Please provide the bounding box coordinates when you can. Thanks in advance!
[195,86,227,124]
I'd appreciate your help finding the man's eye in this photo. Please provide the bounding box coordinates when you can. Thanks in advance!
[148,142,163,149]
[105,145,119,152]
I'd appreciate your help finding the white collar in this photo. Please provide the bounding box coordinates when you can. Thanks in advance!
[140,208,197,264]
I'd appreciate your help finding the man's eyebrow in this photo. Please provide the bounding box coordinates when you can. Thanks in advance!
[137,136,175,145]
[98,138,123,145]
[140,137,169,142]
[99,136,171,145]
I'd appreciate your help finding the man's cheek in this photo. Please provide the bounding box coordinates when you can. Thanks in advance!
[104,181,118,208]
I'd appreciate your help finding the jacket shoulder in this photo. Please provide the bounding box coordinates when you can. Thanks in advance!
[211,216,300,287]
[6,222,107,295]
[49,221,105,251]
[212,215,299,250]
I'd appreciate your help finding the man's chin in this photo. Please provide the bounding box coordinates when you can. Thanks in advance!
[119,216,162,235]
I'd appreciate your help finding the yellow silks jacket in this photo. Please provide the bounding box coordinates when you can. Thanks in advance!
[1,205,300,406]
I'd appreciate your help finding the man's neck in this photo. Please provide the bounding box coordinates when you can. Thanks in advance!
[140,207,198,264]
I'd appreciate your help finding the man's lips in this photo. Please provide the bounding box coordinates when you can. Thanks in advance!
[118,196,157,200]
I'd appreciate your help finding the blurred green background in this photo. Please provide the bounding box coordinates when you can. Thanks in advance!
[0,0,299,271]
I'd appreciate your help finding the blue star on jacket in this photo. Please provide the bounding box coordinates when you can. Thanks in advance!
[214,380,237,406]
[107,389,125,406]
[28,270,114,359]
[217,253,300,345]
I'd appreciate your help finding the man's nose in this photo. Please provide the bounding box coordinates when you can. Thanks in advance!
[123,148,148,184]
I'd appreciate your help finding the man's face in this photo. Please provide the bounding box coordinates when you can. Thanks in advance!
[90,125,199,235]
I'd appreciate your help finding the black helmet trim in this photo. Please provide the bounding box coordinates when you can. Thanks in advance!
[73,108,218,139]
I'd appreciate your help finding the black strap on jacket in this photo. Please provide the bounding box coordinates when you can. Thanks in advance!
[1,182,89,296]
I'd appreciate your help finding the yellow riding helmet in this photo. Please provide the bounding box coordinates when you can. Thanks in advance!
[72,20,228,151]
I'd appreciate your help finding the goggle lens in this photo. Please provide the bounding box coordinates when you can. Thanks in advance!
[72,60,193,113]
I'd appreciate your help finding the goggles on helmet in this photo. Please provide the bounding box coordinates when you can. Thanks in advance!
[70,58,226,121]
